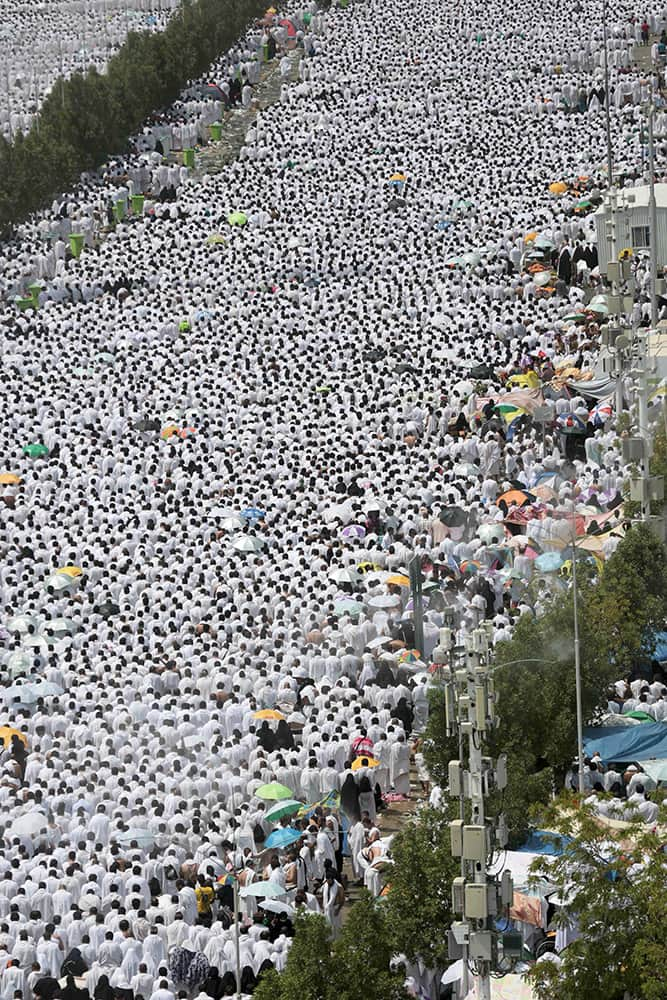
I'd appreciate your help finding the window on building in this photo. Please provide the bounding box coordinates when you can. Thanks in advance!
[631,225,651,247]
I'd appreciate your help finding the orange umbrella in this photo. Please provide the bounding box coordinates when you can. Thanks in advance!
[498,489,536,509]
[253,709,285,721]
[386,573,410,586]
[0,473,22,485]
[524,231,537,242]
[548,181,567,195]
[0,727,28,747]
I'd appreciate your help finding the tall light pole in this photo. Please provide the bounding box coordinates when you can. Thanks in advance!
[569,504,585,794]
[648,103,659,327]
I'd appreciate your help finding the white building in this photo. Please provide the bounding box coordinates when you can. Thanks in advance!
[594,184,667,275]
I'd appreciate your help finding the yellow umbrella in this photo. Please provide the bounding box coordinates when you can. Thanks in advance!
[161,425,180,440]
[253,709,285,721]
[389,172,406,181]
[0,727,28,747]
[524,231,538,242]
[386,573,410,586]
[351,756,380,771]
[0,473,22,485]
[548,181,567,195]
[57,566,82,578]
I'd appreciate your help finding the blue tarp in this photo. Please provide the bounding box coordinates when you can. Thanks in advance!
[584,721,667,763]
[651,630,667,662]
[517,830,572,856]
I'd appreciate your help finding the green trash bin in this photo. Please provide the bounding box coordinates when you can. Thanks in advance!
[113,201,125,223]
[16,297,34,312]
[69,233,85,258]
[209,122,223,142]
[183,148,195,168]
[27,282,41,309]
[131,194,145,215]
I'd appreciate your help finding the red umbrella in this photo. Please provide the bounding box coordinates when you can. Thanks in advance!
[280,17,296,36]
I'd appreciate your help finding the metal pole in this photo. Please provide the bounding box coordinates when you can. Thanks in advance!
[570,505,585,794]
[232,877,241,1000]
[648,105,659,328]
[467,634,490,1000]
[409,555,425,657]
[602,0,614,186]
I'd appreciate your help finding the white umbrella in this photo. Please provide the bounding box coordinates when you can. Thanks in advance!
[9,812,48,838]
[116,828,155,848]
[232,535,263,552]
[329,567,360,584]
[239,881,286,899]
[5,651,33,678]
[258,899,295,917]
[478,524,505,545]
[367,594,401,609]
[22,634,50,653]
[2,682,63,704]
[40,618,77,638]
[44,573,75,593]
[6,614,39,634]
[366,635,394,649]
[220,515,246,531]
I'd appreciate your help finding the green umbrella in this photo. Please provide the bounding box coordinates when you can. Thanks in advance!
[256,782,293,801]
[563,312,586,323]
[22,444,49,458]
[206,233,226,245]
[228,211,248,226]
[264,799,303,822]
[625,710,653,723]
[333,599,364,616]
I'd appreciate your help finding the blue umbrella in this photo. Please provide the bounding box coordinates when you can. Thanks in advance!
[556,412,587,434]
[241,506,266,522]
[264,827,303,849]
[535,552,564,573]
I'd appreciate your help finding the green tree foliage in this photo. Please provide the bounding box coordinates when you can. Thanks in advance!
[527,801,667,1000]
[382,807,458,970]
[253,901,408,1000]
[0,0,266,235]
[330,891,408,1000]
[586,521,667,671]
[253,913,334,1000]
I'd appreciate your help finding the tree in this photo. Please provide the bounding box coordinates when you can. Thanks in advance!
[586,522,667,671]
[253,913,334,1000]
[0,0,269,236]
[330,891,408,1000]
[382,806,458,970]
[526,800,667,1000]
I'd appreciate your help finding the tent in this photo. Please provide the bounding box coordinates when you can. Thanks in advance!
[583,722,667,763]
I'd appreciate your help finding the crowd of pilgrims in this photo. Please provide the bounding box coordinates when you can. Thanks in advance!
[0,0,666,996]
[0,0,180,141]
